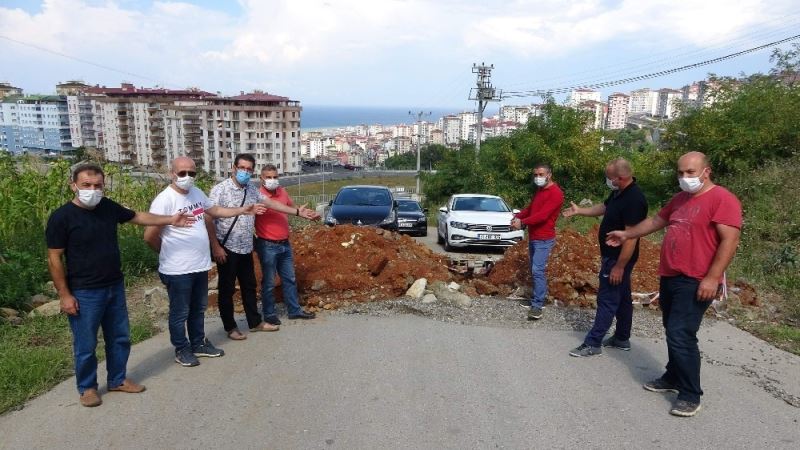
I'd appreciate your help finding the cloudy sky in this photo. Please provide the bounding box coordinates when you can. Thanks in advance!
[1,0,799,108]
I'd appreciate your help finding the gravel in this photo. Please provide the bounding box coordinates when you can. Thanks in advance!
[326,295,670,339]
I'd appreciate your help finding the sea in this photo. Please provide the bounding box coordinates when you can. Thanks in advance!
[300,105,461,130]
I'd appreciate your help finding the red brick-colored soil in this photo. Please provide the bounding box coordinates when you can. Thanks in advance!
[209,225,665,311]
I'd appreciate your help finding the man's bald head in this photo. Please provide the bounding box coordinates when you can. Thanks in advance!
[606,158,632,178]
[171,156,195,172]
[678,151,709,169]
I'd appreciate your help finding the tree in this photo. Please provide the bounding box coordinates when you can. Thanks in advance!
[663,73,800,175]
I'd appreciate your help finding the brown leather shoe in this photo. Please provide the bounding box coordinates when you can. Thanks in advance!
[108,379,146,393]
[80,388,102,407]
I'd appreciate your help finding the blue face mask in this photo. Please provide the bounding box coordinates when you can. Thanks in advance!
[235,170,251,185]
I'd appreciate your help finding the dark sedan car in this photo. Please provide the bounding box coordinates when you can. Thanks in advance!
[325,185,398,231]
[396,199,428,236]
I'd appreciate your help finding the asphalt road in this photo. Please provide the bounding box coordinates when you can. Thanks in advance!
[1,314,798,449]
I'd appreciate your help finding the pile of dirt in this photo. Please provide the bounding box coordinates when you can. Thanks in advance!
[282,225,452,310]
[211,225,664,311]
[487,227,661,307]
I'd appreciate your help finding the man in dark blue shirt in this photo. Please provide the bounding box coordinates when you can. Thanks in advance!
[46,164,195,407]
[562,158,648,357]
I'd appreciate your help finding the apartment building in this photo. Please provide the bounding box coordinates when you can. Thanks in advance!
[458,111,479,142]
[172,92,302,178]
[605,93,629,130]
[0,82,23,99]
[0,95,71,153]
[578,100,607,130]
[568,89,602,107]
[442,115,462,146]
[628,88,660,115]
[657,88,683,118]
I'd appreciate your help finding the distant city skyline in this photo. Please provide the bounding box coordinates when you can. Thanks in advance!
[1,0,799,108]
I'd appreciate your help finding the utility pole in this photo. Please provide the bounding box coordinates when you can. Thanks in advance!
[468,63,501,156]
[408,110,431,197]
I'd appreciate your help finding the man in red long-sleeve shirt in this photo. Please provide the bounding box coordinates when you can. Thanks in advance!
[512,163,564,320]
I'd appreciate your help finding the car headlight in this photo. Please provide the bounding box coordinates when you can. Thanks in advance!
[449,220,468,229]
[417,217,427,222]
[379,210,396,225]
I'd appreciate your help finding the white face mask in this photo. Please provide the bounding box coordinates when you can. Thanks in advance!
[263,178,280,191]
[77,189,103,208]
[678,169,706,193]
[533,176,547,187]
[606,177,619,190]
[175,175,195,191]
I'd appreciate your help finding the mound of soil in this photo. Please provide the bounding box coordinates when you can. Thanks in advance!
[209,225,668,311]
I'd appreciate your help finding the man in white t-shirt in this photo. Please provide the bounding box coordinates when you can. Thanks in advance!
[144,156,266,367]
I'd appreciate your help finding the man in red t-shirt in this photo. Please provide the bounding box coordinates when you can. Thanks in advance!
[511,163,564,320]
[607,151,742,417]
[254,164,318,325]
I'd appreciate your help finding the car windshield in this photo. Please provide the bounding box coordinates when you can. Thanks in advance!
[452,197,509,212]
[397,201,422,212]
[335,188,392,206]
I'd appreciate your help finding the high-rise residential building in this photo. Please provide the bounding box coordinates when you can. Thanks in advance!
[69,83,215,163]
[568,89,602,107]
[161,92,302,178]
[431,129,444,145]
[458,111,478,142]
[392,124,411,138]
[499,105,536,124]
[628,88,659,115]
[393,136,412,154]
[0,82,23,99]
[0,95,72,154]
[442,115,461,146]
[657,88,683,118]
[56,80,91,96]
[412,121,432,146]
[578,100,607,130]
[605,93,629,130]
[499,105,518,122]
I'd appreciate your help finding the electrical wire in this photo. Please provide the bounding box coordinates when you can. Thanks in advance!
[501,34,800,99]
[502,12,800,90]
[0,34,167,86]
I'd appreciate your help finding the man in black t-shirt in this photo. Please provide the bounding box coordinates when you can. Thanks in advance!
[562,158,648,357]
[46,164,195,407]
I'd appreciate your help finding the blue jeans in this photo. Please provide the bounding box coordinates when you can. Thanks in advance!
[528,238,555,308]
[659,275,712,404]
[255,239,303,318]
[584,256,635,347]
[69,281,130,394]
[159,271,208,353]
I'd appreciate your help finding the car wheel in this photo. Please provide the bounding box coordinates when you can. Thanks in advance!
[436,228,444,244]
[421,228,428,237]
[444,227,455,252]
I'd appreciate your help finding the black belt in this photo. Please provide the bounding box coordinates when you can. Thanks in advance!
[257,237,289,244]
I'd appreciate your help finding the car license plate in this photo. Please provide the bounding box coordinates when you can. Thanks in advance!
[478,233,501,240]
[399,223,413,228]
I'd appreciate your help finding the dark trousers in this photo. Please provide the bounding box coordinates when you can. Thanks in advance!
[659,275,712,404]
[217,249,261,331]
[584,256,634,347]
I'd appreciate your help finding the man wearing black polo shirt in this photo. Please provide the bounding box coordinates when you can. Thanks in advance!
[46,164,196,407]
[562,158,648,357]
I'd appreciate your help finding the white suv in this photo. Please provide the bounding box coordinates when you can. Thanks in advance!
[437,194,524,250]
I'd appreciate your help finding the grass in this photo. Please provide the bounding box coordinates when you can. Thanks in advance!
[0,309,158,414]
[743,323,800,355]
